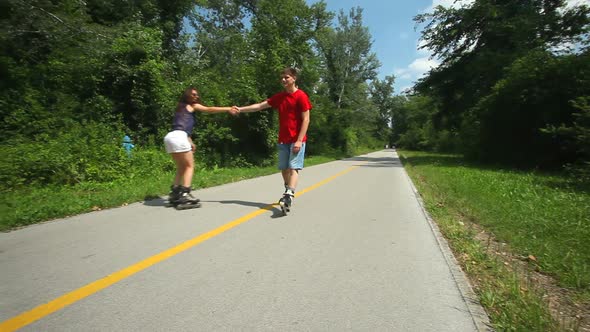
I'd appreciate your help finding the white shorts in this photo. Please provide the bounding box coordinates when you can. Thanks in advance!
[164,130,191,153]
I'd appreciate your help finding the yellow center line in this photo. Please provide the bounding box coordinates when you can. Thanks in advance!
[0,165,360,332]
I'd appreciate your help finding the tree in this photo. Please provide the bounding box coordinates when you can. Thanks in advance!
[317,7,380,109]
[237,0,322,158]
[412,0,590,166]
[101,24,176,141]
[0,0,115,141]
[85,0,195,57]
[473,49,590,167]
[395,95,439,151]
[369,75,396,144]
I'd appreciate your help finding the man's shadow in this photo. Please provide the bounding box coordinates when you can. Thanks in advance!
[143,196,285,218]
[202,200,285,219]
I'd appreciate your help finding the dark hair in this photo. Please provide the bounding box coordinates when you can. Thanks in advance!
[281,67,298,78]
[180,87,198,104]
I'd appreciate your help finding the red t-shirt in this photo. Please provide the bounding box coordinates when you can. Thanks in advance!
[267,89,312,143]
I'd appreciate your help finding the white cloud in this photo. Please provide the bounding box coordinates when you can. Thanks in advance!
[394,69,413,80]
[426,0,474,12]
[551,41,576,53]
[394,56,440,83]
[417,39,431,56]
[399,85,413,94]
[410,57,440,72]
[565,0,590,8]
[426,0,586,12]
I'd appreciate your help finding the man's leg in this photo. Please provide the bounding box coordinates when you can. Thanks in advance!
[281,169,290,190]
[278,144,291,192]
[287,169,299,191]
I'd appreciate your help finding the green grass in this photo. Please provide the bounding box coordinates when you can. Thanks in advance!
[399,150,590,331]
[0,153,346,232]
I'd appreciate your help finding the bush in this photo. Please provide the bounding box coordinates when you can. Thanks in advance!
[128,147,175,178]
[0,122,130,190]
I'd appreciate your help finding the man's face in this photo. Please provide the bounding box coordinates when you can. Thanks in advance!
[280,74,295,87]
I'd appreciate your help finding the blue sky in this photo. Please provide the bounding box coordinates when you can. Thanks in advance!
[307,0,588,94]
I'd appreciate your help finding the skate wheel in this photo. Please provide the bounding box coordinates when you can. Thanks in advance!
[279,202,288,216]
[175,202,202,210]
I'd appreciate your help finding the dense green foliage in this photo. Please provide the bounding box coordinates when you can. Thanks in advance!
[391,0,590,174]
[1,0,389,191]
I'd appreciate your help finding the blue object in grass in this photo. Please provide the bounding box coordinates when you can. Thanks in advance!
[122,135,135,156]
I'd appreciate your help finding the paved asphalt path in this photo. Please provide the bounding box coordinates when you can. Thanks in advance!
[0,150,492,331]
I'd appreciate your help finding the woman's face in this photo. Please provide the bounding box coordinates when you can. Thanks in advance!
[190,90,200,103]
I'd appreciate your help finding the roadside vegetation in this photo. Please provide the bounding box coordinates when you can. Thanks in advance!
[400,150,590,331]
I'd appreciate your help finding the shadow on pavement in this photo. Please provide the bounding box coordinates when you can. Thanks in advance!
[142,196,285,218]
[346,153,403,168]
[143,197,168,207]
[200,200,286,219]
[203,200,269,209]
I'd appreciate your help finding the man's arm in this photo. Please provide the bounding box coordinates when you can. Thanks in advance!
[292,110,310,153]
[238,100,271,113]
[297,110,310,142]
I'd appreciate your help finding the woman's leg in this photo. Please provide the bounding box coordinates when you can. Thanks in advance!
[171,151,194,187]
[173,163,182,187]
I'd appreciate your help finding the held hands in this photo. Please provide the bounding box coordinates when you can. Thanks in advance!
[229,106,240,116]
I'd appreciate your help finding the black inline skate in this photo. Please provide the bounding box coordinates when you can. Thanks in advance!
[166,185,181,207]
[278,190,294,215]
[174,186,202,210]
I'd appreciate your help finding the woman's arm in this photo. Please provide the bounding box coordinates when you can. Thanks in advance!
[191,103,238,114]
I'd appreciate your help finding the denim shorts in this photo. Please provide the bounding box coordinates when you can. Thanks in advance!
[277,143,306,170]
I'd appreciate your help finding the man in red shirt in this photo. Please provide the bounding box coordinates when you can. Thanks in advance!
[236,67,312,214]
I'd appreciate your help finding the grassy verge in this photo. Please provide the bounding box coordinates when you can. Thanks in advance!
[399,150,590,331]
[0,148,380,232]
